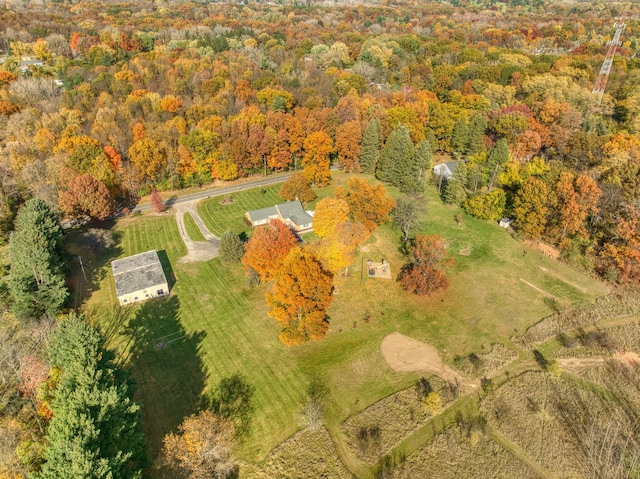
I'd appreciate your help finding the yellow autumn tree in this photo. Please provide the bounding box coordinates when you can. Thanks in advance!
[266,247,333,346]
[313,197,350,238]
[302,131,333,187]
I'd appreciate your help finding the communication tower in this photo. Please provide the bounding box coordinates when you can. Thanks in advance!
[592,15,626,106]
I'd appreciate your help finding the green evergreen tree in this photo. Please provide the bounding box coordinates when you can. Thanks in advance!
[8,199,68,319]
[485,138,510,189]
[414,140,433,190]
[219,230,244,263]
[377,126,414,188]
[467,115,488,156]
[452,116,469,156]
[444,160,469,205]
[359,118,381,174]
[35,313,145,479]
[424,129,437,153]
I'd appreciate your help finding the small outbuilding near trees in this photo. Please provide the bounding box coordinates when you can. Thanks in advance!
[111,250,169,306]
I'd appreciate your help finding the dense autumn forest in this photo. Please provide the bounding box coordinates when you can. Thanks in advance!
[0,0,638,282]
[1,1,640,476]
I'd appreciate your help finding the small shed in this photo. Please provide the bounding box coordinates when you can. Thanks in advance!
[432,161,459,180]
[111,250,169,306]
[499,217,513,228]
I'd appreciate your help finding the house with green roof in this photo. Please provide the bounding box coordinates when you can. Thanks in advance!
[245,200,314,233]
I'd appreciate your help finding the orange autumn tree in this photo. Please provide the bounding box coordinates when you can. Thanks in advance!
[552,172,601,247]
[336,177,396,232]
[302,131,333,187]
[312,197,350,238]
[398,234,453,296]
[598,206,640,283]
[335,120,362,172]
[279,172,316,203]
[241,219,297,282]
[59,174,114,221]
[266,247,333,346]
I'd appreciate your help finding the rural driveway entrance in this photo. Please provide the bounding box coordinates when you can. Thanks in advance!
[174,201,219,263]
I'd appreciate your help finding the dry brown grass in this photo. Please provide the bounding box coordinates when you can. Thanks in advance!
[515,290,640,349]
[341,377,452,465]
[480,370,639,478]
[392,425,540,479]
[565,356,640,411]
[455,343,519,377]
[242,427,353,479]
[554,321,640,359]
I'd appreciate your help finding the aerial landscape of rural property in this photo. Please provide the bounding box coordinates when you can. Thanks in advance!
[0,0,639,478]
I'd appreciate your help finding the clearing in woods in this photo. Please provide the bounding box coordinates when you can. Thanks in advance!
[77,172,608,477]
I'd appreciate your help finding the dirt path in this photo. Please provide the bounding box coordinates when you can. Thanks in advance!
[380,332,479,393]
[558,351,640,374]
[173,201,219,263]
[519,278,559,300]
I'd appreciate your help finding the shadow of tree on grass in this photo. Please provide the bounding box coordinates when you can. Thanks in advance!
[66,223,123,307]
[121,295,208,478]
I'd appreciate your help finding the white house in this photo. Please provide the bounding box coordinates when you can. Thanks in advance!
[245,200,314,233]
[111,250,169,306]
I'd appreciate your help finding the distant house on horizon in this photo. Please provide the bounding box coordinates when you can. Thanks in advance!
[112,250,169,306]
[432,161,459,180]
[245,200,314,233]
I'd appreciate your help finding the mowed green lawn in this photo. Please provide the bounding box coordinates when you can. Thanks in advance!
[82,215,308,470]
[81,173,608,474]
[183,212,206,242]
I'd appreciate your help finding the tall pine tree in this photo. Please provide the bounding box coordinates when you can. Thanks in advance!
[359,118,381,174]
[452,116,469,156]
[485,138,510,189]
[444,160,469,205]
[35,314,145,479]
[467,115,488,156]
[413,140,433,192]
[9,199,68,319]
[377,125,414,189]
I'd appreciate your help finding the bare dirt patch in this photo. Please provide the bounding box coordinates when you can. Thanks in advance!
[381,333,478,392]
[523,240,560,260]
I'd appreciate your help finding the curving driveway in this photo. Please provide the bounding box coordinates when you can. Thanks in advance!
[174,201,219,263]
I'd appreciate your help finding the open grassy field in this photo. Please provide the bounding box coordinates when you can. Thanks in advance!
[182,212,206,241]
[197,184,283,236]
[78,172,609,477]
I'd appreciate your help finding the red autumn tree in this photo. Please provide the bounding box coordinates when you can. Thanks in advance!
[398,234,453,296]
[302,131,333,187]
[59,174,114,221]
[336,177,396,232]
[279,173,316,203]
[150,189,166,213]
[266,247,333,346]
[242,219,298,281]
